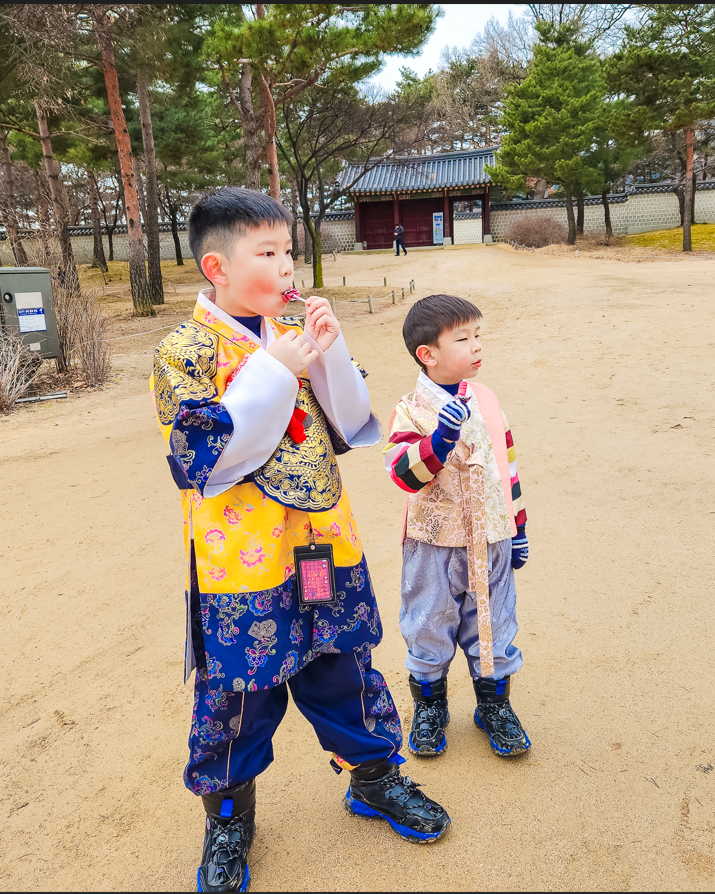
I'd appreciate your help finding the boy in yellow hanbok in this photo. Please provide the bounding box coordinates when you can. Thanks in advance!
[151,189,449,892]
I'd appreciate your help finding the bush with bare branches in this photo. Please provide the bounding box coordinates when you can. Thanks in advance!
[29,234,111,384]
[0,327,43,413]
[505,214,568,248]
[73,289,111,385]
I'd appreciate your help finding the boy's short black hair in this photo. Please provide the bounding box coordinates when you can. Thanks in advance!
[188,187,292,278]
[403,294,482,370]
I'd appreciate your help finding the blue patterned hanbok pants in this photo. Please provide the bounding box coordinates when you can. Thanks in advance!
[185,650,402,795]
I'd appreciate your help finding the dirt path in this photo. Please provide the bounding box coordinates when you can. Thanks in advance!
[2,244,714,891]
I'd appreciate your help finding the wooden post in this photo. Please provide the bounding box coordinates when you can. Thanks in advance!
[383,276,387,287]
[443,190,451,243]
[331,296,337,315]
[402,287,405,299]
[368,295,374,314]
[391,290,396,304]
[342,276,346,286]
[353,199,362,245]
[482,187,491,238]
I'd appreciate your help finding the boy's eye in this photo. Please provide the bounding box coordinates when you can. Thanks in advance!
[457,337,468,342]
[263,251,275,257]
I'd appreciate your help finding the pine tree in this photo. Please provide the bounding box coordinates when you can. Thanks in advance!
[608,4,715,251]
[487,23,605,244]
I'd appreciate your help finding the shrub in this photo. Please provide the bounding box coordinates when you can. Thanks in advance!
[73,289,111,385]
[0,327,42,413]
[505,214,568,248]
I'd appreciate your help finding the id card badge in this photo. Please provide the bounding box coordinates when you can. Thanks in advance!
[294,542,338,607]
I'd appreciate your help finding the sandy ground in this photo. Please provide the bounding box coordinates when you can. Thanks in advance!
[2,243,715,891]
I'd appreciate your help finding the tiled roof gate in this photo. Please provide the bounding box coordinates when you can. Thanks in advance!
[338,147,496,195]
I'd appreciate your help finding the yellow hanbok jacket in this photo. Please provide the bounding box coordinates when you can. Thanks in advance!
[151,289,383,691]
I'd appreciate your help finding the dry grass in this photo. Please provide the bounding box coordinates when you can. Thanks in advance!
[78,258,203,291]
[624,223,715,251]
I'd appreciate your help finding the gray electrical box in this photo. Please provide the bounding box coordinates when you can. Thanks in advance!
[0,267,59,360]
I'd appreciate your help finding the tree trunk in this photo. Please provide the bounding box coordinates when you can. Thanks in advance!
[258,73,280,200]
[601,190,613,239]
[303,215,323,287]
[254,2,279,198]
[34,103,77,279]
[0,130,29,266]
[683,125,693,252]
[290,179,299,260]
[168,198,183,265]
[91,8,154,316]
[88,171,108,271]
[303,219,312,264]
[34,168,51,230]
[220,62,262,191]
[133,156,148,224]
[137,74,164,304]
[564,184,576,246]
[576,192,585,236]
[691,170,697,226]
[239,65,262,191]
[107,226,115,262]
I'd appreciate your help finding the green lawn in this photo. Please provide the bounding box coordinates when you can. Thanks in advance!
[624,222,715,251]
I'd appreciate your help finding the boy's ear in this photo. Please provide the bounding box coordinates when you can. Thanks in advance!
[201,251,228,285]
[416,344,437,367]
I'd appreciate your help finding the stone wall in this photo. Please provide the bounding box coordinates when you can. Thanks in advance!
[0,216,357,265]
[0,230,192,267]
[294,216,357,254]
[489,183,715,242]
[4,183,715,263]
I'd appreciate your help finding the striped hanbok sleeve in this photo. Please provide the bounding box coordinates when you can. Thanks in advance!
[384,400,445,493]
[503,410,527,528]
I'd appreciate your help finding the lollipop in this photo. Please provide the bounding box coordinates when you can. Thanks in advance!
[457,380,471,404]
[282,287,304,303]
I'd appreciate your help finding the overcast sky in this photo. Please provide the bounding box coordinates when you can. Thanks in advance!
[369,3,524,90]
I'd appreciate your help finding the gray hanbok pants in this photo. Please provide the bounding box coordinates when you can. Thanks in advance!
[400,537,523,682]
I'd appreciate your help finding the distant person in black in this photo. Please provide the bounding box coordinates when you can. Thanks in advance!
[394,223,407,256]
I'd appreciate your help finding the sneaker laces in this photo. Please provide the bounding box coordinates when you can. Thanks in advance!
[481,700,523,738]
[413,701,445,740]
[380,769,443,817]
[206,817,249,887]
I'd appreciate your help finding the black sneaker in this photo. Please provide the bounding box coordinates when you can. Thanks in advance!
[344,761,451,843]
[408,676,449,756]
[198,781,256,892]
[473,676,531,756]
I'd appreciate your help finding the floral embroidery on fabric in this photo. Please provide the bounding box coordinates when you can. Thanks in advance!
[246,620,278,674]
[346,566,365,591]
[205,687,229,713]
[223,506,242,526]
[205,594,247,646]
[290,619,303,644]
[273,650,299,684]
[248,591,272,617]
[205,658,225,680]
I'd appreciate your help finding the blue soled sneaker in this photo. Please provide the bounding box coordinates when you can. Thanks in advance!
[198,781,255,892]
[344,759,451,843]
[473,676,531,757]
[408,675,449,756]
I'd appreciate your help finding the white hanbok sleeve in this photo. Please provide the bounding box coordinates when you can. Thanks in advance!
[203,349,299,498]
[305,332,382,448]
